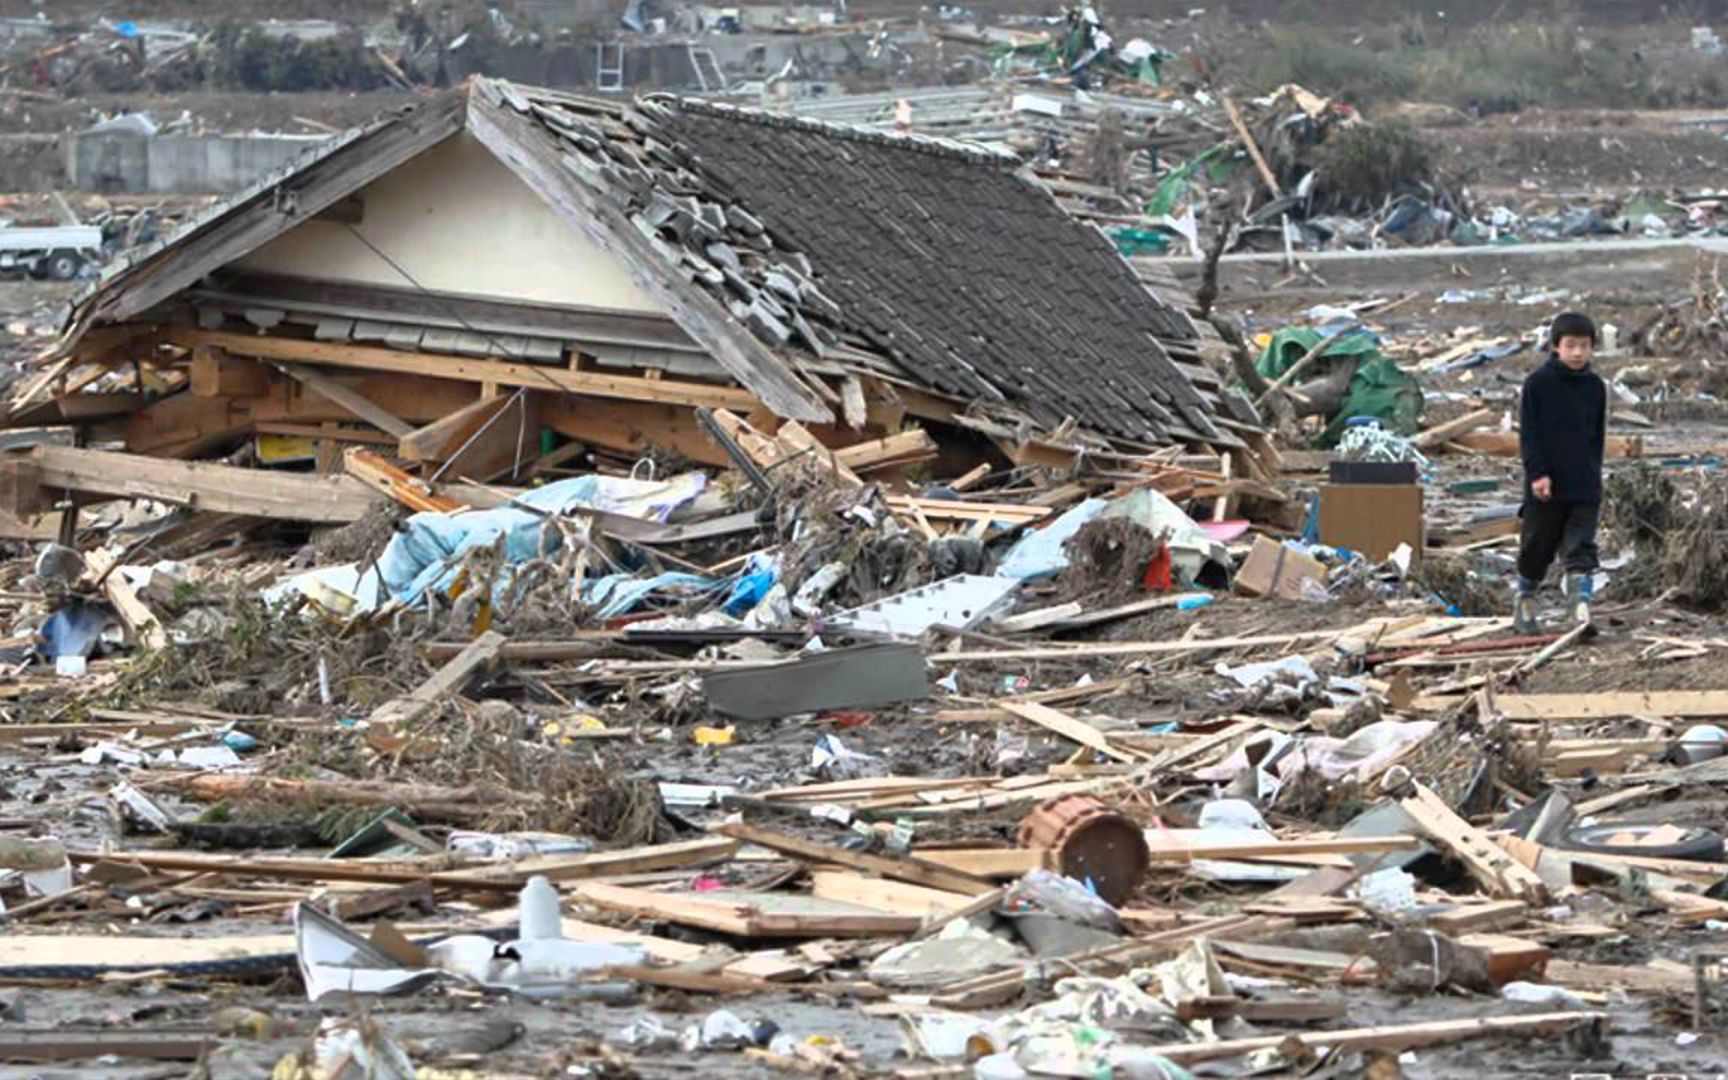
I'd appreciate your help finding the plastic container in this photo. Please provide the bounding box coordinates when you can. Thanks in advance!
[518,875,562,940]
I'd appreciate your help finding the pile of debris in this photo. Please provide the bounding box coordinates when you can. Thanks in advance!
[0,79,1726,1080]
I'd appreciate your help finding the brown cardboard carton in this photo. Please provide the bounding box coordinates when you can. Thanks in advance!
[1235,535,1327,600]
[1319,483,1425,565]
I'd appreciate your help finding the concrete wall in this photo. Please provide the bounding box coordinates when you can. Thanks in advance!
[236,130,665,314]
[67,131,329,194]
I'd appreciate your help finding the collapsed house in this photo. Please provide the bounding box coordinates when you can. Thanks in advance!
[0,77,1261,534]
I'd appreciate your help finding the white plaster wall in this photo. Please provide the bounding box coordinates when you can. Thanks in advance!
[236,130,662,315]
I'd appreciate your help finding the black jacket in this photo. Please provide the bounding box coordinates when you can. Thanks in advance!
[1519,354,1606,505]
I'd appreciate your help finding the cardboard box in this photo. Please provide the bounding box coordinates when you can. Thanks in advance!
[1319,483,1425,564]
[1235,535,1327,601]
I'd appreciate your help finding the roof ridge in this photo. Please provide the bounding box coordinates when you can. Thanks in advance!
[644,93,1022,168]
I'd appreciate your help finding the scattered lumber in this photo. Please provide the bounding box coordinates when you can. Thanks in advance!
[711,821,996,897]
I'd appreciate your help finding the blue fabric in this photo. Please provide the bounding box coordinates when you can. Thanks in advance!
[584,572,722,619]
[39,602,113,659]
[377,475,705,606]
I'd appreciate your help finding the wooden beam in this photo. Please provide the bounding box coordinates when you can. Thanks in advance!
[122,391,250,457]
[369,630,506,727]
[180,330,760,412]
[190,345,270,398]
[467,85,831,423]
[831,428,936,471]
[408,391,539,483]
[1223,93,1280,197]
[398,393,499,460]
[710,821,995,897]
[13,445,378,523]
[271,361,414,438]
[541,396,730,467]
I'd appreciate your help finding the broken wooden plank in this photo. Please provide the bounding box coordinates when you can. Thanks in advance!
[1411,407,1496,450]
[1143,835,1422,863]
[712,821,995,897]
[882,495,1051,523]
[1401,782,1549,904]
[1546,959,1692,995]
[1426,900,1529,936]
[368,630,506,726]
[570,882,922,937]
[81,547,166,651]
[8,445,377,523]
[1434,690,1728,721]
[914,847,1049,878]
[1041,592,1214,632]
[1128,1011,1605,1066]
[398,393,507,460]
[342,448,465,514]
[991,601,1084,634]
[808,871,973,917]
[999,701,1142,763]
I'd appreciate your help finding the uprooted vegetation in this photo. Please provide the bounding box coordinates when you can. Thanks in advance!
[1602,464,1728,610]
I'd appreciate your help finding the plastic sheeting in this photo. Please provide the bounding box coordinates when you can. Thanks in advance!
[995,488,1228,585]
[377,473,707,606]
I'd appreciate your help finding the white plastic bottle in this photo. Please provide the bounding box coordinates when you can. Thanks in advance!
[518,875,562,940]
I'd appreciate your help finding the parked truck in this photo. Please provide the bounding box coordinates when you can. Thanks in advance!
[0,224,104,280]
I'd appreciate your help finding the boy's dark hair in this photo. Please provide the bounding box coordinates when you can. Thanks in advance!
[1549,311,1598,346]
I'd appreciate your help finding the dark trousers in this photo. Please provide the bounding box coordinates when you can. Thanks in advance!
[1518,500,1600,586]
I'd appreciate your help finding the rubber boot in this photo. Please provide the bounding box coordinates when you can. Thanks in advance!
[1513,594,1540,636]
[1565,574,1598,637]
[1512,575,1541,636]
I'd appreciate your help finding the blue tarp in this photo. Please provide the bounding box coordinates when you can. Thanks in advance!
[374,473,707,607]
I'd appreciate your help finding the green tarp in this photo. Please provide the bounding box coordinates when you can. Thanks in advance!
[1254,327,1424,446]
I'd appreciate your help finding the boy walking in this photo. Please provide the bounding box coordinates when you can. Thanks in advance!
[1515,311,1606,635]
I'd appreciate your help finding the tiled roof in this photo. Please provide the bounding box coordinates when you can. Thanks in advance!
[514,86,1226,445]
